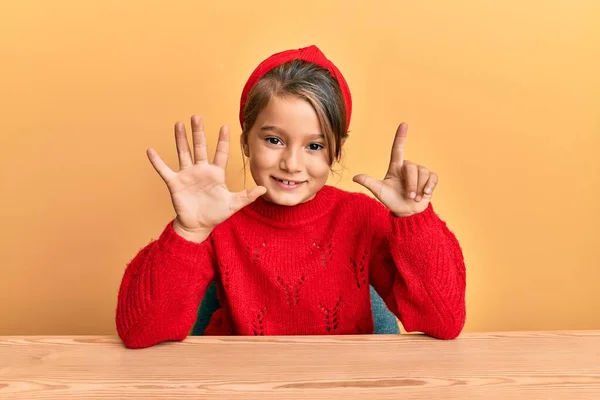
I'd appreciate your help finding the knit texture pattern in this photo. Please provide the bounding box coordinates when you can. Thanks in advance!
[116,186,466,348]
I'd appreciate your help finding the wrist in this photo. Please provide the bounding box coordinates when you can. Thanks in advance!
[392,204,432,218]
[172,219,213,243]
[392,210,419,218]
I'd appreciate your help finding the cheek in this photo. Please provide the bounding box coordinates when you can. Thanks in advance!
[308,155,331,178]
[249,146,278,172]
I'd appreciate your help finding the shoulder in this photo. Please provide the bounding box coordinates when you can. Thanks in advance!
[326,185,382,205]
[325,185,389,218]
[322,186,392,239]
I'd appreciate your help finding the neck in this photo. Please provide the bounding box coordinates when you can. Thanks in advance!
[243,186,337,227]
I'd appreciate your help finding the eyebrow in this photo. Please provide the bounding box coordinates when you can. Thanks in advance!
[260,125,324,140]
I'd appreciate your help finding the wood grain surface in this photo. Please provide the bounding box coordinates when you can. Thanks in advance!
[1,331,599,399]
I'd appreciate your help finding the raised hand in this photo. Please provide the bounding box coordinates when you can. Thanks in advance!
[147,115,267,241]
[353,123,438,217]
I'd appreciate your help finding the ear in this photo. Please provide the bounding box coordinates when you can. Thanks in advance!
[240,134,249,157]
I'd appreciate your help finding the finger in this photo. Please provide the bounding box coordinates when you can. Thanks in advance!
[230,186,267,212]
[191,115,209,165]
[146,148,176,183]
[423,173,439,196]
[402,162,418,199]
[213,125,230,169]
[388,122,408,173]
[414,166,430,202]
[352,174,383,198]
[175,121,193,170]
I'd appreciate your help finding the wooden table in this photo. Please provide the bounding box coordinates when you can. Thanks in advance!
[1,331,599,399]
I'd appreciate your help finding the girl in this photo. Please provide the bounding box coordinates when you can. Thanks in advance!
[116,45,466,349]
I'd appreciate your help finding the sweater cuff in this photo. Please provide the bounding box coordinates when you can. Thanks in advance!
[157,220,212,264]
[391,203,439,236]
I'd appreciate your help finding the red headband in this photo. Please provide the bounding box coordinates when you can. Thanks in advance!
[239,45,352,131]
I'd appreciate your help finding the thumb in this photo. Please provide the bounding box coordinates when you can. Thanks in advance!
[231,186,267,212]
[353,174,382,198]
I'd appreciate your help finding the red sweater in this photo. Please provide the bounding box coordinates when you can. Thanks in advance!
[116,185,466,348]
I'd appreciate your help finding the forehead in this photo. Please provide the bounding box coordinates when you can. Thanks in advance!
[255,95,322,136]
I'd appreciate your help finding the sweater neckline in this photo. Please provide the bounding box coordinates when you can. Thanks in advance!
[242,185,337,227]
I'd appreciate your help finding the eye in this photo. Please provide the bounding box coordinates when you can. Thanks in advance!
[308,143,324,151]
[265,137,282,146]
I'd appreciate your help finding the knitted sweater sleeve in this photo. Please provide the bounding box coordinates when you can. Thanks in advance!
[116,221,216,348]
[365,199,467,339]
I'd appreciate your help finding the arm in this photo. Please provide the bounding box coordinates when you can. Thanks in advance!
[368,202,466,339]
[353,122,466,339]
[119,114,264,348]
[116,221,215,348]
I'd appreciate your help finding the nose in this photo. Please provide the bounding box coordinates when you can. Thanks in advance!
[280,147,303,173]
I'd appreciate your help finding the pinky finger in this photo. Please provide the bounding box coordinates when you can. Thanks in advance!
[423,173,439,196]
[147,148,176,183]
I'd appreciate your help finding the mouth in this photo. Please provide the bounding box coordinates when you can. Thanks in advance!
[271,176,307,188]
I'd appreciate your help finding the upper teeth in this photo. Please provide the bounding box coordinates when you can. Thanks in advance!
[278,178,297,185]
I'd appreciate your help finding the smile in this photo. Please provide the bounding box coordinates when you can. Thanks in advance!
[271,176,307,189]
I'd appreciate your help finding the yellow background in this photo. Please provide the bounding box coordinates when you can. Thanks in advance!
[1,0,598,335]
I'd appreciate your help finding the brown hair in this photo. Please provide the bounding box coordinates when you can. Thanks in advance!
[241,60,348,166]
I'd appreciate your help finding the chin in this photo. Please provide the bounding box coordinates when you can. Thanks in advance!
[264,187,315,206]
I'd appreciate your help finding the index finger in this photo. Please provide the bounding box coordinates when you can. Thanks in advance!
[388,122,408,169]
[212,125,230,169]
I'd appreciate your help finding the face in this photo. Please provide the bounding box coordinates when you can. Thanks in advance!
[243,95,331,206]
